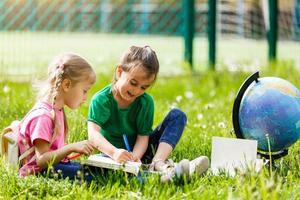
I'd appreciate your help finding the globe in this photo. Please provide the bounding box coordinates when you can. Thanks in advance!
[233,72,300,157]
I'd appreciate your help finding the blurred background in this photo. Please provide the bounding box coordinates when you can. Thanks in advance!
[0,0,299,78]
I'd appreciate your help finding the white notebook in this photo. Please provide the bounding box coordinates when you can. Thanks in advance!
[211,136,259,176]
[84,154,142,175]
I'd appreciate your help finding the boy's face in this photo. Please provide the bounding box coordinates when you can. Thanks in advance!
[116,66,155,103]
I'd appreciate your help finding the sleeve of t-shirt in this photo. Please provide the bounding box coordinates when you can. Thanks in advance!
[29,115,54,144]
[136,94,154,135]
[88,93,111,127]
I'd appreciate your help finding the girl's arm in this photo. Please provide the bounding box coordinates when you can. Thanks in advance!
[132,135,149,162]
[34,139,94,169]
[88,121,132,162]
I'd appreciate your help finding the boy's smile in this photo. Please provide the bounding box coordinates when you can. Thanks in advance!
[114,66,155,107]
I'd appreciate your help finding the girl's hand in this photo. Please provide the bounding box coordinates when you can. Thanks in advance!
[112,148,133,163]
[71,140,95,156]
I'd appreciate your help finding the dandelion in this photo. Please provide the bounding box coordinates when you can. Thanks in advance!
[3,85,10,93]
[175,95,182,103]
[170,102,177,109]
[201,124,207,129]
[53,173,59,179]
[229,91,235,99]
[266,180,275,192]
[218,122,226,128]
[204,103,215,109]
[197,113,203,120]
[193,123,201,128]
[185,91,193,99]
[209,90,216,97]
[127,191,142,199]
[77,170,82,177]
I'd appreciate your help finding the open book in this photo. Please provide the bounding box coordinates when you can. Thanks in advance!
[84,154,142,175]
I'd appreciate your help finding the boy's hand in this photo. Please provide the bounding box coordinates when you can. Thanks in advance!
[112,148,133,163]
[131,153,142,163]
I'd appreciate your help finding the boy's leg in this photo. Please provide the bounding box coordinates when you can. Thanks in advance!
[142,108,187,166]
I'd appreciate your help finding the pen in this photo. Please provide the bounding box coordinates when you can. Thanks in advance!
[68,153,81,160]
[122,134,132,152]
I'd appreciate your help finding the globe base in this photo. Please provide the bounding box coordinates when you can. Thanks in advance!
[257,149,289,160]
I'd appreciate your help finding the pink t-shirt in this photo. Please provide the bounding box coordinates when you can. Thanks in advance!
[19,101,65,176]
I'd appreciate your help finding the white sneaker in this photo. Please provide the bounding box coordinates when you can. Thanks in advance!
[189,156,210,176]
[174,159,190,177]
[160,159,190,183]
[149,159,175,172]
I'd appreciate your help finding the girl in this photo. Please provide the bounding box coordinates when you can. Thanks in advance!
[88,46,209,182]
[18,53,96,180]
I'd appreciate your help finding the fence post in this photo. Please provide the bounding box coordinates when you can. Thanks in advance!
[99,0,109,32]
[268,0,278,61]
[208,0,216,70]
[126,0,134,33]
[140,0,150,34]
[292,0,300,41]
[183,0,195,69]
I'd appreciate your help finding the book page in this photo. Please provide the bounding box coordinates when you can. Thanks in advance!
[84,154,142,175]
[211,136,258,176]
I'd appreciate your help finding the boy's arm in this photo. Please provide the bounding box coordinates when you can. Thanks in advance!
[132,135,149,162]
[88,121,132,162]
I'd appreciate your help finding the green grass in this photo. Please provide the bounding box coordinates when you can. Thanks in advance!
[1,65,300,199]
[1,32,300,78]
[1,32,300,199]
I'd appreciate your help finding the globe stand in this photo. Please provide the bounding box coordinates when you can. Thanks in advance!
[232,71,289,161]
[257,149,289,160]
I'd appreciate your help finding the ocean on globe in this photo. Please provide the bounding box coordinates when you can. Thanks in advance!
[239,77,300,153]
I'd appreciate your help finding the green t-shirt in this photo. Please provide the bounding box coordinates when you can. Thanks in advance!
[88,84,154,149]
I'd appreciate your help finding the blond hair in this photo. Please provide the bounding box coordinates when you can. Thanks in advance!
[35,53,96,141]
[112,46,159,92]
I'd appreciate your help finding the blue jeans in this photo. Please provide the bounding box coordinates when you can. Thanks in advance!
[51,161,95,181]
[142,108,187,164]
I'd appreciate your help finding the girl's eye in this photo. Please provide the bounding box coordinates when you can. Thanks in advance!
[130,81,137,86]
[83,90,88,94]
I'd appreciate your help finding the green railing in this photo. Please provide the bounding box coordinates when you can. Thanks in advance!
[0,0,299,76]
[1,0,298,39]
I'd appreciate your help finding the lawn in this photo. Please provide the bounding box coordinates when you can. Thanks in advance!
[0,32,300,199]
[1,32,300,77]
[1,66,300,199]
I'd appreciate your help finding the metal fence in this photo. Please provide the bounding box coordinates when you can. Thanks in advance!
[1,0,299,39]
[0,0,299,77]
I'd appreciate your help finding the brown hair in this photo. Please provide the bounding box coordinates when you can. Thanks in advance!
[112,46,159,91]
[35,52,96,140]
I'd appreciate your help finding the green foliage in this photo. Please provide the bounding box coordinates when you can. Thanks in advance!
[1,67,300,199]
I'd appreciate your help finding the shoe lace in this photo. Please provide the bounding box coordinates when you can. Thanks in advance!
[149,159,175,172]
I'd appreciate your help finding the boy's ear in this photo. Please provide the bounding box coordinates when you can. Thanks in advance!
[61,78,71,92]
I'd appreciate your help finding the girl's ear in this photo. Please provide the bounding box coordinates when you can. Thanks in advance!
[61,78,71,92]
[116,65,123,79]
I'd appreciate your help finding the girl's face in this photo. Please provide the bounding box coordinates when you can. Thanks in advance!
[62,78,94,109]
[115,66,155,104]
